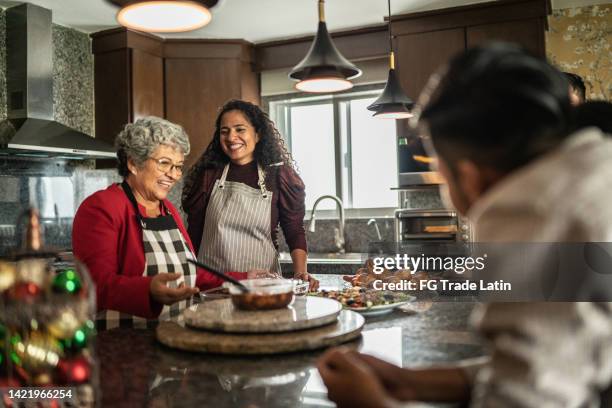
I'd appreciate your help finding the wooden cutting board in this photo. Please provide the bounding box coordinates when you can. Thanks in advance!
[156,310,364,355]
[183,296,342,333]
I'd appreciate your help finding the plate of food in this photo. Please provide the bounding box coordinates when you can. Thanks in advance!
[343,259,430,289]
[309,287,414,317]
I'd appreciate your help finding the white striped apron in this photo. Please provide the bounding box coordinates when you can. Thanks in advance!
[96,181,197,330]
[198,163,281,273]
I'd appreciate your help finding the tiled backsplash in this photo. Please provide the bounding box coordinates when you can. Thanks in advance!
[0,158,117,255]
[278,218,395,254]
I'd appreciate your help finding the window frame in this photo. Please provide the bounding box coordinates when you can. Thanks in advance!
[264,84,399,218]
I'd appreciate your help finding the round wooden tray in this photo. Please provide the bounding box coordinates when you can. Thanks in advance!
[157,310,364,355]
[183,296,342,333]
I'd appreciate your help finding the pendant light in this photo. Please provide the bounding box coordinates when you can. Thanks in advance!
[367,0,414,119]
[107,1,219,33]
[289,0,362,93]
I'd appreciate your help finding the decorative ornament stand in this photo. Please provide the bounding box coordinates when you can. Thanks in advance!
[0,209,98,406]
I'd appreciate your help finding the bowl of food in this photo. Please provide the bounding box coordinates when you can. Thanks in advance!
[228,278,294,310]
[290,279,309,296]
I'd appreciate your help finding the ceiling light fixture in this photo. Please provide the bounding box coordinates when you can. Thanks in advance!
[107,1,219,33]
[367,0,414,119]
[289,0,361,93]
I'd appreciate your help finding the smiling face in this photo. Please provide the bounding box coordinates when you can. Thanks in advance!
[219,110,259,165]
[128,144,184,203]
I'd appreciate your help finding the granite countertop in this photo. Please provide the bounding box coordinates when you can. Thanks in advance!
[95,275,484,408]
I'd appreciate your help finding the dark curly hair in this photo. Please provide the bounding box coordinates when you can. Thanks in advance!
[182,99,296,208]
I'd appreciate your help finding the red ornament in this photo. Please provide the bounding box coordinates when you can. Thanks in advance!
[7,282,42,302]
[56,356,90,384]
[0,377,21,387]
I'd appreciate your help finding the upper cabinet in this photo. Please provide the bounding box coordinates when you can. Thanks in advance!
[164,40,258,167]
[389,0,549,143]
[390,0,550,100]
[91,29,259,167]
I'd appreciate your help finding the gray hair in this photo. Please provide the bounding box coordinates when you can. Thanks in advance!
[115,116,190,178]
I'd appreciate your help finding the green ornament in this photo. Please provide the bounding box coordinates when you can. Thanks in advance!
[52,269,82,294]
[58,320,95,352]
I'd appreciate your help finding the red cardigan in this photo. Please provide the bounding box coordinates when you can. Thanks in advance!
[72,183,247,319]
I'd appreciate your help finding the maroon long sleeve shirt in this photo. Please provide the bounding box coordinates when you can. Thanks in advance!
[183,161,307,255]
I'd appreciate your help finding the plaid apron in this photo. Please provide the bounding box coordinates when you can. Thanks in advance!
[198,163,281,274]
[96,181,197,330]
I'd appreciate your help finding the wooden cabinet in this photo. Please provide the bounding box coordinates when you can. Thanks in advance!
[163,40,258,166]
[91,29,259,167]
[91,29,164,146]
[394,29,465,101]
[131,49,164,121]
[466,18,546,56]
[391,0,549,100]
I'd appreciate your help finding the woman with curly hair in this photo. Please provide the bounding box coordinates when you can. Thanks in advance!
[182,100,318,289]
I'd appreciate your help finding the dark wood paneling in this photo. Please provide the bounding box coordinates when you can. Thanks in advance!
[131,49,164,119]
[163,40,253,61]
[255,25,388,71]
[394,28,466,142]
[391,0,549,35]
[165,58,242,167]
[395,28,466,100]
[466,18,546,56]
[94,49,130,145]
[91,28,163,56]
[241,62,261,106]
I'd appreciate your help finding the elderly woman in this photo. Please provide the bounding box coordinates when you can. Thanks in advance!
[73,117,255,329]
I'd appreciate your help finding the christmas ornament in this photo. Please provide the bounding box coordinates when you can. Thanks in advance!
[0,262,16,292]
[52,269,82,294]
[47,309,81,339]
[7,281,42,302]
[56,356,90,384]
[12,332,62,373]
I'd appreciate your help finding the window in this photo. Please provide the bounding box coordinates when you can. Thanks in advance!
[269,89,398,212]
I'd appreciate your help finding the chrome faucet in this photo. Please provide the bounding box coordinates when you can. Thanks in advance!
[308,195,345,253]
[367,218,383,241]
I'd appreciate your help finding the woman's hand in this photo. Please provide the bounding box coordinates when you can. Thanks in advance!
[295,271,319,291]
[150,273,199,305]
[247,269,281,279]
[317,347,399,408]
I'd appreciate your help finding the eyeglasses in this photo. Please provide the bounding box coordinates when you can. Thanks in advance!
[149,157,184,175]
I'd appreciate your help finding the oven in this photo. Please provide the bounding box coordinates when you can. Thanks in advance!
[395,208,470,243]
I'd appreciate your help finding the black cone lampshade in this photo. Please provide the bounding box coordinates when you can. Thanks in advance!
[107,0,220,33]
[289,0,361,93]
[367,0,414,119]
[367,53,414,119]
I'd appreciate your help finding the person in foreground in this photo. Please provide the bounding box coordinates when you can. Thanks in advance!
[564,71,586,105]
[73,117,266,329]
[182,100,318,290]
[318,43,612,407]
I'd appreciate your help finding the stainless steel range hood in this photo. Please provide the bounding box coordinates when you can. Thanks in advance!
[0,3,115,159]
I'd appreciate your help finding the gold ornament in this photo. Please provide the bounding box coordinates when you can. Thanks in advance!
[0,261,16,292]
[13,331,63,372]
[47,309,82,339]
